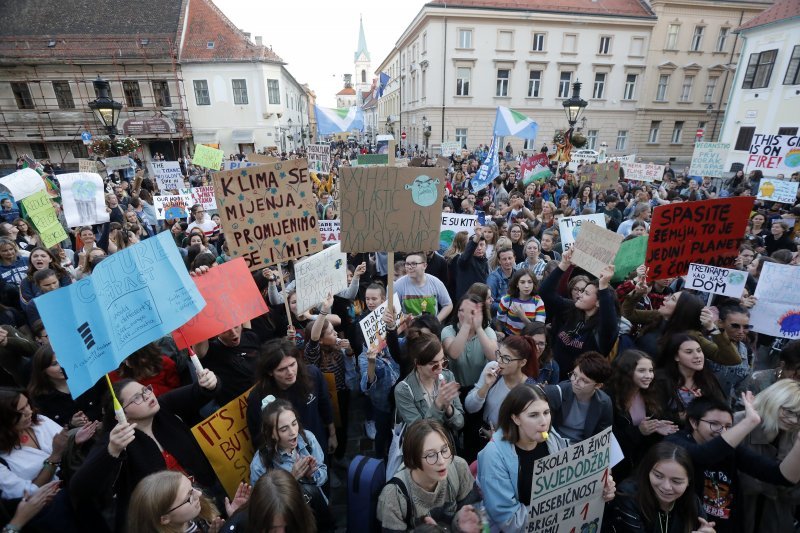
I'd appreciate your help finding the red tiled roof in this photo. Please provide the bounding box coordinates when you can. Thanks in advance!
[337,87,357,96]
[738,0,799,32]
[180,0,283,63]
[425,0,654,18]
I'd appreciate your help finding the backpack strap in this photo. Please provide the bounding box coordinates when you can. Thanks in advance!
[386,477,414,528]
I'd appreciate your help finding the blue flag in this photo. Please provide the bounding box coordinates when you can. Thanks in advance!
[377,72,390,98]
[471,136,499,192]
[493,106,539,140]
[315,105,364,135]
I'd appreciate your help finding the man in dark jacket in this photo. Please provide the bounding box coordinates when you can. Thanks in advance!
[454,225,489,301]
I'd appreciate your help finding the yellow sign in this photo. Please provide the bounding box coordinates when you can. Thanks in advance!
[193,144,224,171]
[21,191,68,248]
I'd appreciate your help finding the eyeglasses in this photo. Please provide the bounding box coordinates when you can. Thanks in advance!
[165,486,200,514]
[422,445,452,465]
[568,372,595,387]
[123,385,154,409]
[405,262,424,267]
[728,324,752,330]
[427,359,448,370]
[700,419,733,433]
[496,350,524,365]
[534,341,547,350]
[780,407,800,422]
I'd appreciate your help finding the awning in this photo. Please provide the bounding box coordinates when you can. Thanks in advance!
[231,129,254,143]
[193,129,218,143]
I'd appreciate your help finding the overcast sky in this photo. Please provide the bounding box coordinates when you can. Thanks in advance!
[215,0,428,107]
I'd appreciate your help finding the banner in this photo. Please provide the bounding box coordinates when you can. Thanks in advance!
[747,133,800,175]
[558,213,607,252]
[751,263,800,338]
[149,161,184,191]
[0,168,45,200]
[571,223,623,278]
[440,213,478,251]
[339,166,445,253]
[154,194,191,220]
[622,162,664,182]
[757,178,799,204]
[308,144,331,175]
[440,141,461,157]
[319,219,340,244]
[213,160,322,270]
[104,156,130,171]
[471,136,499,192]
[173,258,269,349]
[181,186,217,211]
[191,389,254,498]
[580,162,621,190]
[645,197,754,281]
[685,263,748,299]
[689,142,731,177]
[222,161,260,171]
[528,428,613,533]
[78,159,98,174]
[193,144,224,170]
[21,191,68,247]
[35,232,205,397]
[294,244,349,314]
[359,294,403,353]
[56,172,110,227]
[612,235,647,283]
[520,153,552,186]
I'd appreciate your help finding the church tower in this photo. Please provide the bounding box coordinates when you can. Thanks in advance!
[354,15,371,102]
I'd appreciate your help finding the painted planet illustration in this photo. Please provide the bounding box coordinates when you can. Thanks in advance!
[785,148,800,168]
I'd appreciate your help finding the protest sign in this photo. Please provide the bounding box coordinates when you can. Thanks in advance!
[440,141,461,157]
[21,191,68,247]
[181,186,217,211]
[520,153,552,186]
[308,144,331,174]
[751,263,800,339]
[685,263,748,299]
[645,197,754,281]
[747,133,800,175]
[339,166,445,253]
[0,168,45,200]
[191,389,254,498]
[357,154,388,166]
[440,213,478,251]
[173,258,268,349]
[571,223,623,278]
[149,161,184,191]
[558,213,607,252]
[104,156,130,171]
[294,244,349,314]
[193,144,224,170]
[410,157,425,167]
[213,159,322,270]
[248,153,280,165]
[359,293,403,353]
[757,178,799,204]
[436,156,451,168]
[319,219,340,244]
[689,142,731,177]
[35,232,205,397]
[528,427,613,533]
[612,235,647,283]
[78,159,98,173]
[56,172,110,227]
[222,160,260,171]
[154,193,191,220]
[580,162,622,190]
[622,162,664,182]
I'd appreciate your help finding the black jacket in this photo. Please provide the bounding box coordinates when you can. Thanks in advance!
[544,381,613,444]
[454,238,489,301]
[605,479,706,533]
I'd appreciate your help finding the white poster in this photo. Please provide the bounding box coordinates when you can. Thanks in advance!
[180,186,216,211]
[308,144,331,175]
[558,213,607,252]
[689,142,731,177]
[319,219,340,244]
[359,293,403,353]
[0,168,46,200]
[78,159,98,174]
[104,156,130,171]
[440,141,461,157]
[294,243,349,314]
[751,263,800,339]
[153,193,192,220]
[622,162,665,182]
[222,160,260,171]
[150,161,184,191]
[685,263,748,299]
[56,172,110,227]
[747,133,800,175]
[756,178,799,205]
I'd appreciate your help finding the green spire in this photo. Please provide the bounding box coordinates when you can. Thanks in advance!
[355,15,370,63]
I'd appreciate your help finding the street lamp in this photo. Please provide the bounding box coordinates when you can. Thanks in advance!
[422,115,430,150]
[562,82,588,128]
[88,76,122,136]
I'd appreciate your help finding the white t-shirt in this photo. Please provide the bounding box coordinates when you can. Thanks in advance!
[187,218,219,239]
[0,415,62,498]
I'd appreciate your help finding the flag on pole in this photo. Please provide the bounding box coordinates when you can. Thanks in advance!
[471,136,499,192]
[493,106,539,140]
[315,105,365,135]
[377,72,390,98]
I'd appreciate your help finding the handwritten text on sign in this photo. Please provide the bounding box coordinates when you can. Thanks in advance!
[150,161,183,191]
[757,178,799,204]
[558,213,606,252]
[308,144,331,175]
[748,133,800,175]
[319,220,340,244]
[689,142,731,177]
[213,160,322,270]
[645,197,754,281]
[294,244,348,315]
[750,263,800,339]
[622,162,664,182]
[359,294,403,352]
[21,191,69,248]
[571,223,623,278]
[685,263,748,299]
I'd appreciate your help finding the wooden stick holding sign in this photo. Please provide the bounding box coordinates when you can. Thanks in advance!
[386,252,395,318]
[177,329,205,374]
[276,263,294,337]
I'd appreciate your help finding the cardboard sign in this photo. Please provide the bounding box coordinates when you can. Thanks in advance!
[0,168,45,200]
[104,156,130,171]
[339,166,445,253]
[213,160,321,270]
[359,294,403,353]
[150,161,184,191]
[622,162,664,183]
[191,389,254,498]
[357,154,388,166]
[580,162,621,190]
[248,154,280,165]
[181,186,217,211]
[440,213,478,251]
[528,427,613,533]
[520,153,552,186]
[193,144,224,170]
[78,159,98,173]
[689,142,731,177]
[645,197,754,281]
[612,235,647,283]
[173,258,269,349]
[757,178,799,204]
[436,156,451,168]
[56,172,110,227]
[35,232,205,397]
[154,194,191,220]
[747,133,800,175]
[308,144,331,175]
[751,263,800,339]
[558,213,607,252]
[294,244,349,314]
[571,223,624,278]
[21,191,68,247]
[440,141,461,157]
[685,263,748,298]
[319,219,340,244]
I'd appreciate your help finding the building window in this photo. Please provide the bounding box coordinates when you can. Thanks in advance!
[743,49,777,89]
[563,33,577,53]
[587,130,598,150]
[455,128,468,148]
[671,121,684,143]
[458,29,472,48]
[680,75,694,102]
[624,74,637,99]
[29,143,48,160]
[524,138,536,150]
[0,144,11,160]
[784,45,800,85]
[123,81,143,107]
[691,26,704,52]
[152,80,171,107]
[734,126,755,151]
[616,130,628,151]
[528,70,542,97]
[51,81,74,109]
[630,36,645,56]
[267,79,280,104]
[716,28,729,52]
[193,80,210,106]
[496,69,510,97]
[422,32,427,53]
[598,36,611,55]
[593,73,606,99]
[704,76,718,102]
[558,71,572,98]
[11,82,34,109]
[71,142,89,159]
[456,67,471,96]
[532,32,545,51]
[778,127,799,136]
[656,74,670,101]
[232,79,248,105]
[648,121,661,143]
[665,24,680,50]
[498,31,513,50]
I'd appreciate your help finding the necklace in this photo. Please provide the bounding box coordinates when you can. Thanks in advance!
[20,429,40,449]
[657,510,669,533]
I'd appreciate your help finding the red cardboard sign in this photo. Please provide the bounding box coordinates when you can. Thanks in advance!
[173,258,268,348]
[645,197,754,281]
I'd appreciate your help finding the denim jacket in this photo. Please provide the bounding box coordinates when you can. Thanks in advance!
[358,346,400,413]
[249,432,328,500]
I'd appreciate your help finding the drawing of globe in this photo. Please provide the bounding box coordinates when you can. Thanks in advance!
[572,225,582,239]
[785,148,800,168]
[72,180,96,201]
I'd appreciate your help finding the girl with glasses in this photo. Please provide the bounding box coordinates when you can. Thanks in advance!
[11,218,41,252]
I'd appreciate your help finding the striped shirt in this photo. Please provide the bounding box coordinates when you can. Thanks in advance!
[496,295,546,336]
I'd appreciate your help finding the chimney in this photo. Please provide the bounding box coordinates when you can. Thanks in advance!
[242,31,251,40]
[255,36,262,46]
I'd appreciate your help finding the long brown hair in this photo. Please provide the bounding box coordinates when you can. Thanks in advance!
[258,399,309,468]
[244,469,317,532]
[255,339,312,399]
[27,344,61,398]
[633,443,698,532]
[127,470,218,533]
[116,343,164,381]
[604,350,661,416]
[24,246,69,281]
[0,388,39,453]
[498,383,549,444]
[502,335,540,380]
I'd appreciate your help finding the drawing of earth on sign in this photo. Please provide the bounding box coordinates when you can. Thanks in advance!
[785,148,800,169]
[726,271,746,286]
[440,230,456,253]
[779,309,800,337]
[72,180,98,225]
[405,175,440,206]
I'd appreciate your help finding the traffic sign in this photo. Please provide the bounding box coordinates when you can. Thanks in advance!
[401,132,407,140]
[81,131,93,145]
[696,128,704,137]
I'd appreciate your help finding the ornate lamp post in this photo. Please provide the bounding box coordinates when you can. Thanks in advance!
[558,82,588,163]
[88,77,122,136]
